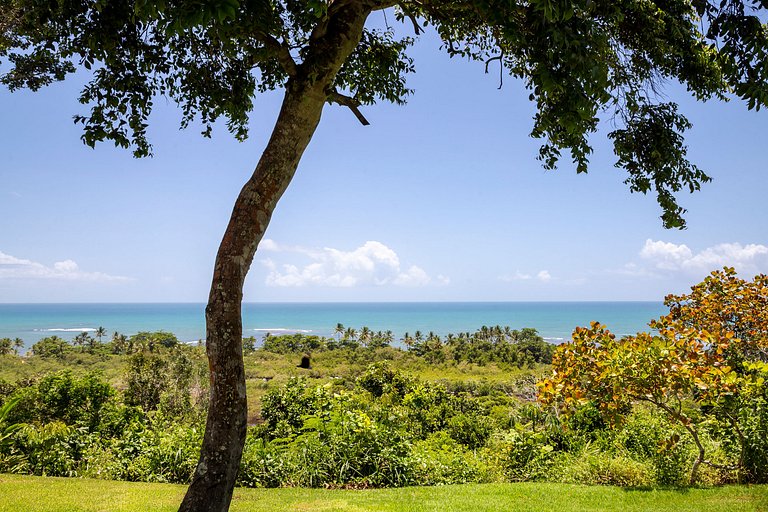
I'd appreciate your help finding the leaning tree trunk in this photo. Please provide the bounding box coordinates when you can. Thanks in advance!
[179,5,372,512]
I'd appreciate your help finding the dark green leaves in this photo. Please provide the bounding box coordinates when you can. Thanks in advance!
[609,103,710,229]
[2,0,766,228]
[407,0,758,227]
[335,29,415,106]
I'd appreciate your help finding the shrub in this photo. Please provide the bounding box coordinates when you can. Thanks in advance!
[447,413,494,450]
[737,363,768,482]
[30,336,71,359]
[409,432,493,485]
[37,371,114,430]
[142,424,202,483]
[496,427,556,482]
[15,421,87,477]
[559,447,652,487]
[356,361,413,399]
[289,410,412,487]
[260,378,329,439]
[238,433,292,488]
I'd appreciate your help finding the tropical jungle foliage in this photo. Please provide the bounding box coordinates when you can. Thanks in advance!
[1,271,766,490]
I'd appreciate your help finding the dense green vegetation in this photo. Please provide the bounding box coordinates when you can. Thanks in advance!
[0,303,764,491]
[2,474,767,512]
[1,272,766,494]
[0,326,555,486]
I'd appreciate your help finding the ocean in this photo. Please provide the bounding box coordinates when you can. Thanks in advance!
[0,302,666,350]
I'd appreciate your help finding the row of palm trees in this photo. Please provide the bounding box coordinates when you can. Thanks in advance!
[329,323,552,367]
[25,328,179,357]
[0,337,24,355]
[333,324,395,349]
[70,326,108,352]
[4,327,108,356]
[331,323,541,352]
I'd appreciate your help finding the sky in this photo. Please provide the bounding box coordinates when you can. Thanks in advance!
[1,23,767,303]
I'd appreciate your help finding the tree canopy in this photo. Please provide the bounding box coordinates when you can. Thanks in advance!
[3,0,767,227]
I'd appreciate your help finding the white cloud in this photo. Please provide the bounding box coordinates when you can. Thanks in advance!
[261,241,446,288]
[393,265,431,286]
[0,250,131,282]
[53,260,79,273]
[640,239,768,274]
[259,239,280,252]
[499,270,553,282]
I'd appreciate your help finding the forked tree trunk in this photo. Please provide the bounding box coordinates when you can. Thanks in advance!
[179,5,371,512]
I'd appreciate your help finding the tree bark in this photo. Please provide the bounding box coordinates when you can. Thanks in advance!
[178,4,372,512]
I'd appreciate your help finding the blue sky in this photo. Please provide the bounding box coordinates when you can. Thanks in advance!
[1,27,767,303]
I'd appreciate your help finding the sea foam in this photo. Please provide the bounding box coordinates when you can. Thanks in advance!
[37,327,97,332]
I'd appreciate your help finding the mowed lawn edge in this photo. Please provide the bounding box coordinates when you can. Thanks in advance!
[1,474,767,512]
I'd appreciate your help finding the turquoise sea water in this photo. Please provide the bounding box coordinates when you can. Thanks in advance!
[0,302,666,350]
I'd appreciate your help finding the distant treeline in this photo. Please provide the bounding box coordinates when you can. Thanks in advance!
[14,330,189,359]
[13,324,553,368]
[256,325,554,367]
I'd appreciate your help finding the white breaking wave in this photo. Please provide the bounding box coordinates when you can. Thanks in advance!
[36,327,97,332]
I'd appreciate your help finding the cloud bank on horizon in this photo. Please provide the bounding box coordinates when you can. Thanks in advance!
[258,239,450,288]
[611,239,768,283]
[0,251,131,282]
[640,239,768,272]
[2,238,767,301]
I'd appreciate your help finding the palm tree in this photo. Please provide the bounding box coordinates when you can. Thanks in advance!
[426,331,442,350]
[358,326,372,348]
[111,332,128,354]
[12,338,23,355]
[401,332,414,350]
[95,326,106,344]
[73,332,91,352]
[0,338,11,356]
[334,323,345,341]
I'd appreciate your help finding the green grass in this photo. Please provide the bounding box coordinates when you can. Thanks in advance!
[2,474,766,512]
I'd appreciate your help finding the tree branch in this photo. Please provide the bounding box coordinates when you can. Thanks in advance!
[254,31,298,77]
[485,54,504,89]
[398,4,424,35]
[328,90,370,125]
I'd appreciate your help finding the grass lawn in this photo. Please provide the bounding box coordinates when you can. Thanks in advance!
[2,475,767,512]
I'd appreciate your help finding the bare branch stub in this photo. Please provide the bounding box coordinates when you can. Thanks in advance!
[328,90,371,125]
